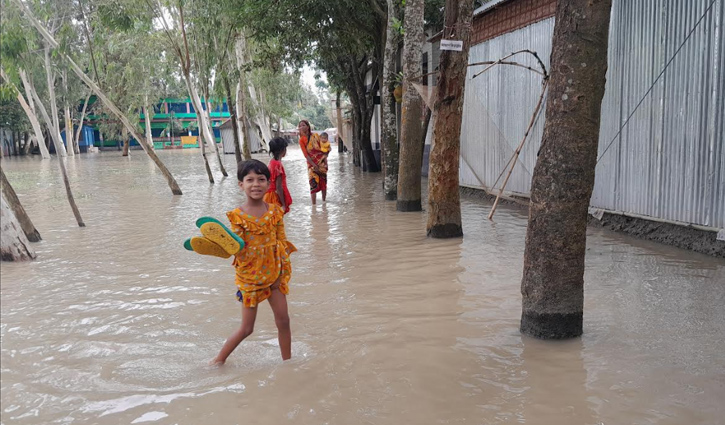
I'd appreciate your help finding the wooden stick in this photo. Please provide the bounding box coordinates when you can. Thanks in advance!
[469,61,546,77]
[488,80,548,220]
[409,59,546,82]
[472,50,548,80]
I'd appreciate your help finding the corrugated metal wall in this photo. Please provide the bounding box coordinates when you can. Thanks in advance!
[461,0,724,229]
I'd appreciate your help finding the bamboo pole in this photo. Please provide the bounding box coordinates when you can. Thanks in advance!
[488,80,548,220]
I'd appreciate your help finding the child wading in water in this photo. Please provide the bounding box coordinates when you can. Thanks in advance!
[263,137,293,214]
[211,159,297,365]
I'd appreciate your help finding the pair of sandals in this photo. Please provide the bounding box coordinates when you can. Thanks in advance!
[183,217,245,259]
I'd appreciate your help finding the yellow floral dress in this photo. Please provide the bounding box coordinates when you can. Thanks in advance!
[226,204,297,307]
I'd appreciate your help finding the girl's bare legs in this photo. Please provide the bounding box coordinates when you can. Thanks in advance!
[268,286,291,360]
[210,305,258,365]
[321,189,327,202]
[310,192,316,205]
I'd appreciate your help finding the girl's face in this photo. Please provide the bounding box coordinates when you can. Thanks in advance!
[239,171,269,201]
[298,121,309,135]
[280,147,287,158]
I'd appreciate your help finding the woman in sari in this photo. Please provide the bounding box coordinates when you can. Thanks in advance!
[298,120,330,204]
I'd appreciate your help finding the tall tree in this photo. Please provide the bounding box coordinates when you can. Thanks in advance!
[242,0,387,171]
[520,0,613,339]
[234,33,253,160]
[11,0,184,195]
[397,0,426,211]
[382,0,402,199]
[426,0,474,237]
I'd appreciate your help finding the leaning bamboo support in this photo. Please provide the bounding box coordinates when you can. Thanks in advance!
[488,80,548,220]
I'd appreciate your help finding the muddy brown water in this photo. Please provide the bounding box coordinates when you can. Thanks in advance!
[1,147,724,424]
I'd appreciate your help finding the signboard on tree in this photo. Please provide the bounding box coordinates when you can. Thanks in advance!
[440,39,464,51]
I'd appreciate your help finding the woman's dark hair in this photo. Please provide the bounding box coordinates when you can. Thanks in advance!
[269,137,287,160]
[298,119,312,137]
[237,159,270,181]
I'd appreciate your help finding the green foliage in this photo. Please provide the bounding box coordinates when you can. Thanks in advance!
[294,84,332,130]
[0,98,30,132]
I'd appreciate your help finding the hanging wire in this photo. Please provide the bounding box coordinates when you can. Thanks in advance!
[596,0,718,166]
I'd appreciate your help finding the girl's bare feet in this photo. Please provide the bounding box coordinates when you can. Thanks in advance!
[209,357,225,366]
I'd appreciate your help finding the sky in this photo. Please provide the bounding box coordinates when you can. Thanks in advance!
[301,64,327,90]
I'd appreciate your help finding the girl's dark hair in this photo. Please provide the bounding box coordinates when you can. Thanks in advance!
[237,159,270,181]
[269,137,287,160]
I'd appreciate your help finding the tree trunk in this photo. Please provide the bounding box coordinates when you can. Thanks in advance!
[22,132,33,155]
[182,76,215,183]
[1,193,36,261]
[202,85,228,177]
[223,74,243,164]
[122,127,130,156]
[18,70,50,159]
[336,91,345,153]
[1,166,41,242]
[143,95,155,151]
[27,80,86,228]
[349,90,362,167]
[350,60,380,172]
[235,35,253,160]
[360,103,378,172]
[14,0,183,195]
[75,93,91,152]
[520,0,613,340]
[426,0,474,238]
[62,70,77,156]
[397,0,426,211]
[382,0,402,200]
[1,69,49,159]
[44,45,67,157]
[143,108,154,150]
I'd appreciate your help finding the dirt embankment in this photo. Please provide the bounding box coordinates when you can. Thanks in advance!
[460,187,725,258]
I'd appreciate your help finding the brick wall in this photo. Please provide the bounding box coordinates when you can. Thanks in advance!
[471,0,557,46]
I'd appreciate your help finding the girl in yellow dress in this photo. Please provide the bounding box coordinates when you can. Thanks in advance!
[211,159,297,365]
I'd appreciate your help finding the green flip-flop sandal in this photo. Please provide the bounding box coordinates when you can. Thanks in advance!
[183,236,232,258]
[195,217,245,255]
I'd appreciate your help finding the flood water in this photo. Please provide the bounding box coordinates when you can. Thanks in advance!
[1,146,724,425]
